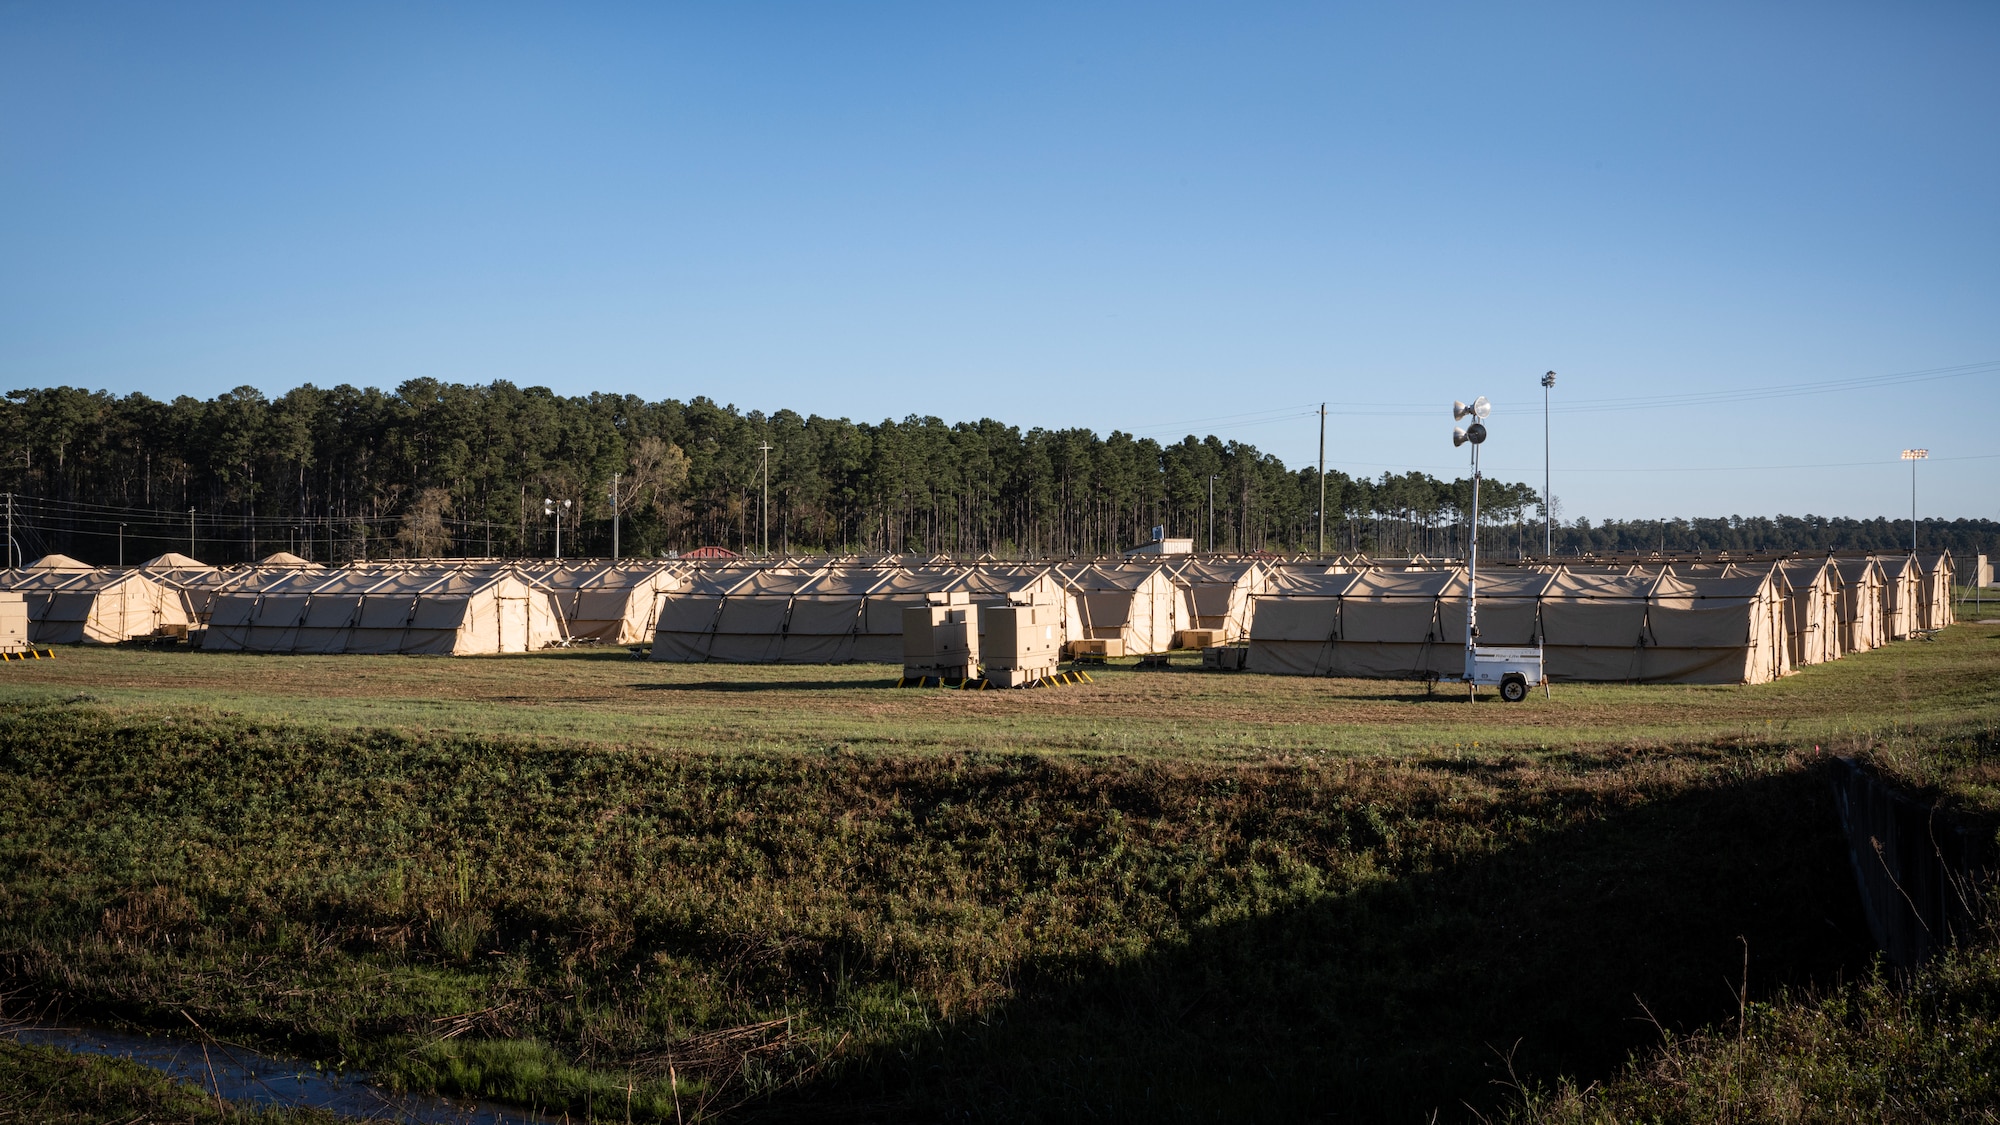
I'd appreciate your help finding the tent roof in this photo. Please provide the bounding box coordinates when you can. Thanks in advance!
[256,551,319,568]
[1832,558,1884,582]
[1065,563,1174,593]
[1341,569,1461,598]
[1,567,153,592]
[26,553,91,570]
[1541,571,1661,600]
[1260,569,1363,597]
[1174,559,1266,586]
[140,552,209,569]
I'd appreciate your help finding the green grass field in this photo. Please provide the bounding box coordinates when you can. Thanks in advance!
[0,624,1995,1122]
[3,618,1994,757]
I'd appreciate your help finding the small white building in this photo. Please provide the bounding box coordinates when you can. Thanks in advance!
[1123,527,1193,556]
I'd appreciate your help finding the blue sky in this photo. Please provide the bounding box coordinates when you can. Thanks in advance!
[2,2,1995,521]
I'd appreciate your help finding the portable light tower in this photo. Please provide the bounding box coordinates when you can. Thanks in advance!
[1450,396,1543,702]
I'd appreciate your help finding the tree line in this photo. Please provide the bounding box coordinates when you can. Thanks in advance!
[0,382,1990,566]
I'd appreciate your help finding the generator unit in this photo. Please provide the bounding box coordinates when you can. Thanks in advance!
[981,598,1064,687]
[902,592,979,681]
[0,593,26,654]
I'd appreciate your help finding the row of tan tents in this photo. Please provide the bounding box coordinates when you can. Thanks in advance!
[0,549,1960,684]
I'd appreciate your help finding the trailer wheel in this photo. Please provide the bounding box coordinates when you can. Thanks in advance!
[1499,674,1529,703]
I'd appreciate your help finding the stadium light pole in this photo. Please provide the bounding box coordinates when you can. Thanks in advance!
[1541,371,1555,558]
[1901,449,1927,553]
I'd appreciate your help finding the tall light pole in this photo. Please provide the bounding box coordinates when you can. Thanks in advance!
[1541,371,1556,558]
[544,498,570,559]
[1207,474,1219,553]
[189,508,196,558]
[1317,403,1327,556]
[610,471,621,560]
[1901,449,1927,553]
[1452,398,1492,696]
[119,523,127,567]
[758,442,773,556]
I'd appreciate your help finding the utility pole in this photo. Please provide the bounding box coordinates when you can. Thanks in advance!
[759,442,773,557]
[1901,449,1928,553]
[1317,403,1327,556]
[1207,474,1219,553]
[119,524,126,567]
[189,508,196,558]
[4,493,11,569]
[1542,371,1556,558]
[610,471,620,560]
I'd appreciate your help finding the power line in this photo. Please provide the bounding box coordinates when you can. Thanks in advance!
[1125,359,2000,432]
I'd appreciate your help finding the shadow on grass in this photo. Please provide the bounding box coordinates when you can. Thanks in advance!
[765,764,1875,1124]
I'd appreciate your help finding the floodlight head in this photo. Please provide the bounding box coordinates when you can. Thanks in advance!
[1472,396,1492,419]
[1453,427,1469,447]
[1465,422,1487,445]
[1453,400,1473,420]
[543,498,554,514]
[563,499,573,509]
[1542,371,1556,388]
[1900,449,1929,460]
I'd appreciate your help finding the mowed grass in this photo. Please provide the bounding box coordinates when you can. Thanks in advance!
[1,624,1995,1121]
[4,621,1997,757]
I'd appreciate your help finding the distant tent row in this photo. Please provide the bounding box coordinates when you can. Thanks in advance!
[0,556,193,645]
[649,564,1074,663]
[0,549,1958,679]
[1248,565,1791,684]
[1245,553,1957,685]
[200,568,565,655]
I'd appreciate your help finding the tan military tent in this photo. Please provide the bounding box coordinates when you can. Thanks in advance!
[25,553,92,571]
[145,563,311,624]
[1918,553,1956,631]
[1247,563,1789,684]
[0,567,192,644]
[1637,571,1790,684]
[653,566,893,663]
[1243,568,1360,676]
[202,568,561,655]
[1064,563,1193,654]
[1246,568,1455,678]
[1775,559,1841,666]
[512,561,687,644]
[1832,557,1888,654]
[1171,559,1270,641]
[1881,555,1923,641]
[651,563,1075,664]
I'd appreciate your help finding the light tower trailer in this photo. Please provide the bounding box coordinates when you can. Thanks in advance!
[1461,644,1545,703]
[1442,395,1547,703]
